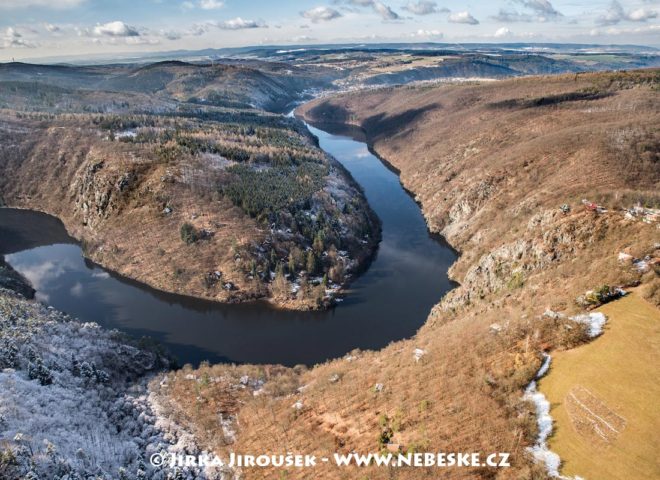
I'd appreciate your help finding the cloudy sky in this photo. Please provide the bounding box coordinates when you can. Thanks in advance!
[1,0,659,61]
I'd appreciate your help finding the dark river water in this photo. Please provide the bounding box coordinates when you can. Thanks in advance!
[0,122,456,367]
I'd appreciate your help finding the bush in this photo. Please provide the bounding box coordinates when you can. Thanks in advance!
[507,271,525,290]
[641,275,660,307]
[180,223,199,245]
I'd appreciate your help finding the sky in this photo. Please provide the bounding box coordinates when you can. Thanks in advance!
[0,0,659,61]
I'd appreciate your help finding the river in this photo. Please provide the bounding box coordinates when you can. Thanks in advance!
[0,121,456,367]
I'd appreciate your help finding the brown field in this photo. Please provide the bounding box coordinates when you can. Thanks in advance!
[540,292,660,480]
[150,70,659,479]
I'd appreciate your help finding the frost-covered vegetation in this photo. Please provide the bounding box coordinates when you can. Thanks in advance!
[0,287,222,480]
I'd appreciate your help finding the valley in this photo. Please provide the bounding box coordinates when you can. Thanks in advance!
[0,46,658,480]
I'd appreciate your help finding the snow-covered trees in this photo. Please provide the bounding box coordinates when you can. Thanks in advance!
[27,357,53,385]
[0,290,213,480]
[0,339,18,368]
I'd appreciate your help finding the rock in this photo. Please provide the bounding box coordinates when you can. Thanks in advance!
[489,323,502,333]
[0,258,35,299]
[542,310,565,320]
[633,258,650,273]
[413,348,427,362]
[618,252,633,263]
[374,383,383,392]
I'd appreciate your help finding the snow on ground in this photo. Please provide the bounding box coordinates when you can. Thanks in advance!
[523,354,585,480]
[0,288,221,480]
[571,312,607,337]
[544,309,608,338]
[523,354,563,477]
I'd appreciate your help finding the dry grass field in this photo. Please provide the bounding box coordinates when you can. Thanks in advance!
[148,70,659,479]
[539,292,660,480]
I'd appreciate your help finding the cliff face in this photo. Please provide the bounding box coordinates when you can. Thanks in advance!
[146,70,659,480]
[0,110,378,310]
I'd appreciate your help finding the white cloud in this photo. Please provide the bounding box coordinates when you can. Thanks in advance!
[198,0,224,9]
[597,1,657,25]
[590,23,660,36]
[217,17,267,30]
[301,6,343,22]
[0,0,84,9]
[492,10,534,22]
[185,18,267,34]
[1,27,37,49]
[181,0,223,9]
[339,0,402,21]
[373,1,401,20]
[402,1,447,15]
[411,29,443,38]
[628,7,657,21]
[514,0,562,18]
[188,23,209,36]
[93,21,140,37]
[44,23,62,33]
[159,29,182,40]
[346,0,374,6]
[494,0,562,22]
[124,36,160,45]
[292,35,316,42]
[494,27,512,37]
[448,11,479,25]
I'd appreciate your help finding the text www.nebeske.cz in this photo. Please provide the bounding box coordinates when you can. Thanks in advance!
[151,452,511,469]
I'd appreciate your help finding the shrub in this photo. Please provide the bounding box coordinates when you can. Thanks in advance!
[180,223,198,245]
[507,271,525,290]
